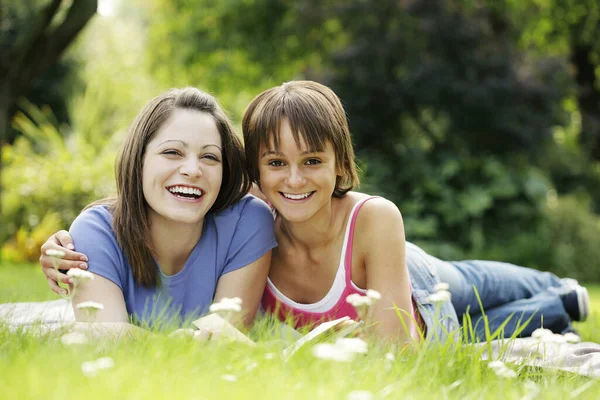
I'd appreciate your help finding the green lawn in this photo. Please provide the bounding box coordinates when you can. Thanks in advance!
[1,263,600,399]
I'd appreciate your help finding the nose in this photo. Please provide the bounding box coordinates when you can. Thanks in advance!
[286,165,306,187]
[179,157,203,179]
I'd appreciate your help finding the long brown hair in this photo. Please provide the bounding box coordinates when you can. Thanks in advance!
[107,87,249,288]
[242,80,360,197]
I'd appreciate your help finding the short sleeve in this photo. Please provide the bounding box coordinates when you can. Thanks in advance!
[222,196,278,275]
[69,206,127,291]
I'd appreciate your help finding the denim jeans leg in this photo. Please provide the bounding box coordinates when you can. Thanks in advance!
[443,260,564,317]
[468,291,571,340]
[426,257,573,337]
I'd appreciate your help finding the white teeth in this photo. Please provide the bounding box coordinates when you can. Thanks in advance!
[168,186,202,196]
[283,192,311,200]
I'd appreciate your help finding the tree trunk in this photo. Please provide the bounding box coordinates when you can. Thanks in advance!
[0,91,10,214]
[572,44,600,161]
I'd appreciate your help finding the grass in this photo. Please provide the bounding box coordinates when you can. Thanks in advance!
[1,263,600,399]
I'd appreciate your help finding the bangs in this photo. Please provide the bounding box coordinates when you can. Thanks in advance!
[252,90,336,154]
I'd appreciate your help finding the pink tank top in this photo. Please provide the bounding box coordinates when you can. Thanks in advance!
[261,197,422,335]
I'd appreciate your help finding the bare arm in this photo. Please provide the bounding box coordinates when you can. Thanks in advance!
[213,251,272,328]
[357,198,414,344]
[70,272,148,339]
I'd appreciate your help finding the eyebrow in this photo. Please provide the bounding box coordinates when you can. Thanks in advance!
[158,140,222,152]
[260,149,323,158]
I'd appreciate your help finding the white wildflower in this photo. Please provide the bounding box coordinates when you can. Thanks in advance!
[81,361,99,377]
[46,249,66,258]
[540,333,567,344]
[487,360,506,370]
[347,390,374,400]
[346,293,373,307]
[67,269,95,284]
[95,357,115,370]
[531,328,553,338]
[427,290,451,303]
[209,297,243,313]
[61,331,88,346]
[385,352,395,362]
[366,289,382,300]
[434,282,450,292]
[81,356,115,376]
[335,338,368,354]
[488,360,517,379]
[564,332,581,344]
[221,374,238,382]
[312,343,356,363]
[76,301,104,311]
[496,367,517,379]
[169,328,195,338]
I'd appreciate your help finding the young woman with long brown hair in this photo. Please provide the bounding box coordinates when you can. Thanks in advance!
[40,87,276,335]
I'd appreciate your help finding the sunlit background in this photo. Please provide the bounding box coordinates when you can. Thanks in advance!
[2,0,600,283]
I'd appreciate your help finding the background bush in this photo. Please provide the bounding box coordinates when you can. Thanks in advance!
[2,0,600,282]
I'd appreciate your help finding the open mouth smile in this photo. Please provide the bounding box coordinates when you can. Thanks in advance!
[280,191,315,201]
[167,185,204,202]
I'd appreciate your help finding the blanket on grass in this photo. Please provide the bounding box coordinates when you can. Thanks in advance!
[2,300,600,378]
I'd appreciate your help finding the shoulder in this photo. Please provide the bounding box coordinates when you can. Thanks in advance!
[214,194,274,226]
[70,205,114,234]
[352,195,404,238]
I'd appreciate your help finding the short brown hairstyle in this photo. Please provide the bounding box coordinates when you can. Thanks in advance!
[110,87,249,288]
[242,80,360,197]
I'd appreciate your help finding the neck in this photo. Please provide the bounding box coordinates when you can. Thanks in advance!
[277,198,341,249]
[148,214,204,276]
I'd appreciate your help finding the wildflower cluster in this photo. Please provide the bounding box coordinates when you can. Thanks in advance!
[209,297,243,323]
[346,290,381,321]
[81,357,115,377]
[531,328,581,344]
[312,337,368,363]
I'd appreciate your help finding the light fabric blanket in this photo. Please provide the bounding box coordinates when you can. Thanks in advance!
[0,299,74,333]
[2,300,600,378]
[476,337,600,378]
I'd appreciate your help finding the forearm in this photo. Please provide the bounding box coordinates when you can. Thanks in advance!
[369,306,415,345]
[72,321,150,340]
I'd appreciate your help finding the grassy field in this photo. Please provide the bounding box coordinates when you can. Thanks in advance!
[1,263,600,399]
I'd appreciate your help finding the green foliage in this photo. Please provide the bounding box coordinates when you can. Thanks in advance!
[1,98,117,260]
[5,0,600,281]
[542,196,600,281]
[473,195,600,283]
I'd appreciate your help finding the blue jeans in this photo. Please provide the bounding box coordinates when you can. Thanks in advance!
[406,243,574,342]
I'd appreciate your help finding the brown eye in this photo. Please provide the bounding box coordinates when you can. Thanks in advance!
[268,160,285,167]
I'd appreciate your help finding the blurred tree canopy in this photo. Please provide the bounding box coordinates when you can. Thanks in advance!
[0,0,97,147]
[143,0,600,258]
[4,0,600,280]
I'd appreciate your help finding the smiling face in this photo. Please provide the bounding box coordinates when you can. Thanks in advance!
[142,109,223,227]
[259,118,339,223]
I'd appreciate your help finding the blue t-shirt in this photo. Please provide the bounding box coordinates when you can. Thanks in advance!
[69,195,277,326]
